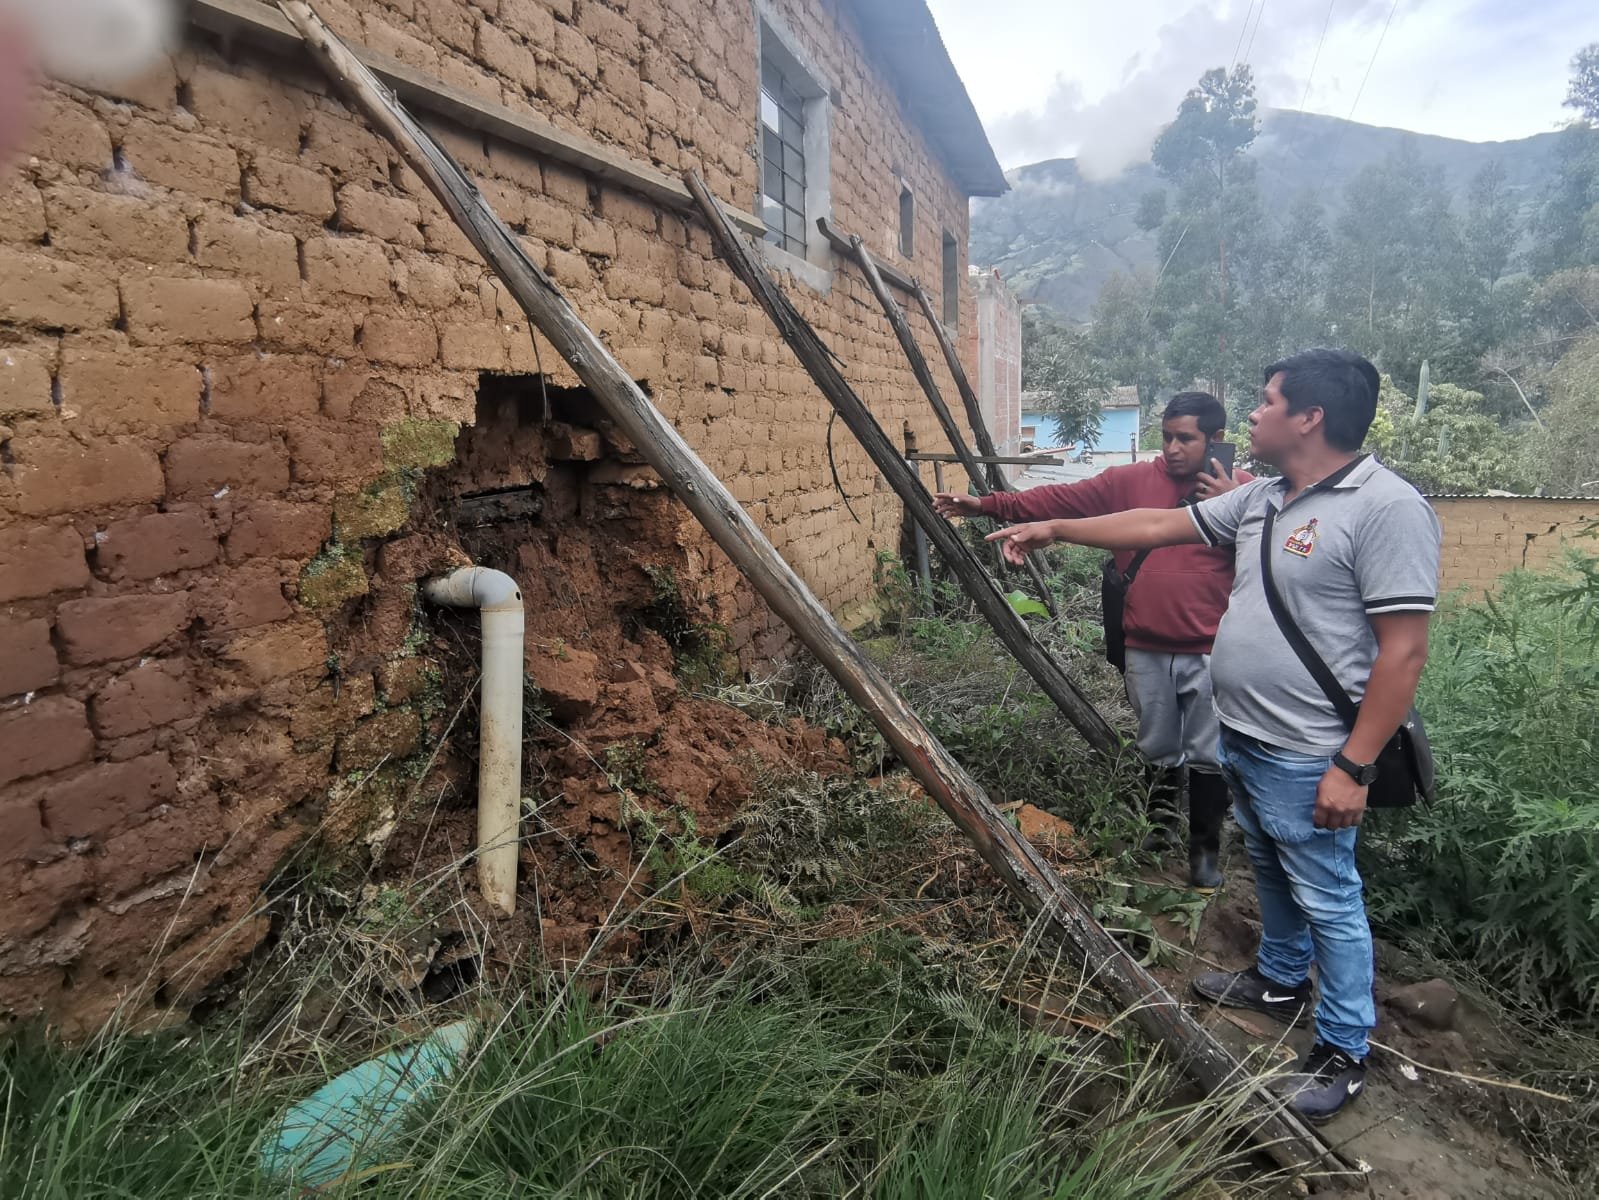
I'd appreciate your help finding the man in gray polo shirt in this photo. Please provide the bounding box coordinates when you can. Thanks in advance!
[984,349,1440,1124]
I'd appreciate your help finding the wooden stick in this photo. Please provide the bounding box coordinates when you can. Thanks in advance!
[847,237,1058,616]
[912,280,1013,493]
[1369,1040,1574,1104]
[693,178,1112,754]
[275,3,1349,1174]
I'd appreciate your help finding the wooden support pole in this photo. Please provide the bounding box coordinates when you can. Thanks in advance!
[276,4,1349,1175]
[846,236,1057,615]
[697,182,1108,752]
[912,280,1013,493]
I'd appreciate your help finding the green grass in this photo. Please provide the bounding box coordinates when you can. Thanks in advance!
[1362,549,1599,1016]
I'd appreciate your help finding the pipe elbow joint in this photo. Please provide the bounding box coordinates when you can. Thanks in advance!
[423,566,523,613]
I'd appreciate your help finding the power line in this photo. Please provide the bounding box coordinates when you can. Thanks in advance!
[1347,0,1401,121]
[1299,0,1336,110]
[1242,0,1269,67]
[1229,0,1260,70]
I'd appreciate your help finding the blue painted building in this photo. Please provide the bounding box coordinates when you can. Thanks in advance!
[1019,387,1142,453]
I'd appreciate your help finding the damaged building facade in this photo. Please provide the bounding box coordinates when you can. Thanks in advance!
[0,0,1006,1026]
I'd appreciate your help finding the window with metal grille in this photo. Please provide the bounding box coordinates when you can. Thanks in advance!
[760,55,808,256]
[899,184,914,258]
[942,231,959,325]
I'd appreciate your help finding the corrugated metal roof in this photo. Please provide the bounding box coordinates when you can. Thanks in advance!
[1421,492,1597,501]
[844,1,1009,198]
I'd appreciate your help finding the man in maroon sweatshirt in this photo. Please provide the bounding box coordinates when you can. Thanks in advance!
[935,392,1248,889]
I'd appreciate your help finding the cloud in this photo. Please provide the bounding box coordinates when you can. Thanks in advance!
[987,0,1389,179]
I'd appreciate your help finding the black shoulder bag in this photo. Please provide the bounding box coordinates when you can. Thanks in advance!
[1259,508,1436,808]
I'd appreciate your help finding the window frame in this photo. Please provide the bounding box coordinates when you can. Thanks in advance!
[941,230,960,326]
[755,7,833,290]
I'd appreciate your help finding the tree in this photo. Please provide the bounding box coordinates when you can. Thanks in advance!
[1087,270,1162,404]
[1149,66,1262,405]
[1135,190,1167,232]
[1542,331,1599,492]
[1369,378,1540,494]
[1566,43,1599,123]
[1021,306,1111,446]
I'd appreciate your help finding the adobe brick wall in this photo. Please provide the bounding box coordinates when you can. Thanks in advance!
[0,0,985,1025]
[1430,498,1597,596]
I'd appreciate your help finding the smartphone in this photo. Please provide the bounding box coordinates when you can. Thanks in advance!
[1209,441,1236,478]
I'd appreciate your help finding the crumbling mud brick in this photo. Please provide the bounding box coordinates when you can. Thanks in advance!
[40,753,178,840]
[89,659,194,739]
[0,618,60,697]
[94,510,219,581]
[246,157,337,219]
[0,526,90,601]
[8,438,164,516]
[224,501,331,563]
[119,120,240,203]
[206,355,322,423]
[58,348,203,430]
[122,276,256,346]
[165,436,291,498]
[0,345,53,416]
[44,187,189,262]
[56,593,191,666]
[0,247,119,330]
[0,695,95,787]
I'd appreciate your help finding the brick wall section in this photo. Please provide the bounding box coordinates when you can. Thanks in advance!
[1430,498,1597,596]
[0,0,984,1025]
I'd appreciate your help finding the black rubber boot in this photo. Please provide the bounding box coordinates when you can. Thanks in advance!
[1142,765,1184,856]
[1187,770,1231,892]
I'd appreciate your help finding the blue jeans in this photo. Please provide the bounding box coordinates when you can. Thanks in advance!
[1217,726,1375,1059]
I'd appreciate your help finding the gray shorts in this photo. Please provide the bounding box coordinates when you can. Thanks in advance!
[1123,649,1221,773]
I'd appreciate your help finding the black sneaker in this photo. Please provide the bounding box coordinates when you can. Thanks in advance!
[1191,965,1312,1026]
[1272,1040,1368,1124]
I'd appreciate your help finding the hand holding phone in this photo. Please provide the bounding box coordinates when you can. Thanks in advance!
[1209,441,1236,478]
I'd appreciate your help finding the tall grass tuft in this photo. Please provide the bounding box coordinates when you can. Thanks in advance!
[1363,549,1599,1015]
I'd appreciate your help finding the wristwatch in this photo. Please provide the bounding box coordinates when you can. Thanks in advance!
[1333,751,1379,786]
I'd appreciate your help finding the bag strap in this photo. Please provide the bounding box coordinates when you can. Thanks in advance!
[1119,496,1191,586]
[1259,507,1360,731]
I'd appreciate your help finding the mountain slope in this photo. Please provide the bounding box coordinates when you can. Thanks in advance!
[970,109,1566,323]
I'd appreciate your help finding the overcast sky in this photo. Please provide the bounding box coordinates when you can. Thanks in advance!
[923,0,1599,177]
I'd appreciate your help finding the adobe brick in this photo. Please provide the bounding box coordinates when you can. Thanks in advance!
[0,618,59,697]
[477,20,539,93]
[8,437,165,516]
[337,708,422,770]
[196,561,293,632]
[299,110,392,184]
[122,276,255,346]
[394,253,463,310]
[44,187,188,262]
[287,422,384,488]
[0,247,120,331]
[0,696,94,787]
[554,18,600,78]
[94,510,219,582]
[421,0,479,55]
[546,247,593,290]
[164,436,290,498]
[224,500,331,562]
[257,301,358,356]
[537,64,581,112]
[0,795,47,868]
[56,592,191,666]
[360,314,439,366]
[90,659,194,738]
[246,158,336,219]
[0,526,89,602]
[20,94,112,170]
[120,120,240,204]
[573,215,617,256]
[58,346,202,430]
[207,355,322,422]
[303,236,392,299]
[336,186,424,247]
[194,214,300,293]
[360,13,441,75]
[41,753,178,840]
[498,0,556,45]
[440,322,510,370]
[0,176,46,242]
[0,344,53,416]
[186,63,307,154]
[218,618,328,685]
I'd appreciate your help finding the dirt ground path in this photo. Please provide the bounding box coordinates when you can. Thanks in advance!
[1149,847,1568,1198]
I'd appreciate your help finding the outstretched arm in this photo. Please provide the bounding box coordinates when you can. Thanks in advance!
[984,508,1202,565]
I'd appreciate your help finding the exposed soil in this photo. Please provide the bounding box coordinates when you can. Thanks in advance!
[361,376,846,976]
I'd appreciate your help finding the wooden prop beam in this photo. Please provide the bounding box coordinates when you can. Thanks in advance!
[695,180,1111,753]
[912,280,1013,493]
[847,235,1058,616]
[277,3,1349,1175]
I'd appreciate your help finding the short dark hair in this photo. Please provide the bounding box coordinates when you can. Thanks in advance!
[1161,391,1226,439]
[1263,349,1379,451]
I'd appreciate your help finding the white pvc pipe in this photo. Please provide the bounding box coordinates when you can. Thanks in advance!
[422,566,524,916]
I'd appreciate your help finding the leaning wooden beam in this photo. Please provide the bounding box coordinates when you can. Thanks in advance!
[848,236,1058,617]
[277,5,1348,1176]
[912,280,1014,493]
[699,181,1111,753]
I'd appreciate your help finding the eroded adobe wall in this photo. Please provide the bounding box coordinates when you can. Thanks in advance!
[1430,498,1596,595]
[0,0,984,1026]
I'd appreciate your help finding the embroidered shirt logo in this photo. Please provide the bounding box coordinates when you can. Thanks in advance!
[1284,518,1319,557]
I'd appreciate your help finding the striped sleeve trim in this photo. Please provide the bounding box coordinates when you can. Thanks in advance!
[1188,505,1219,547]
[1364,595,1437,614]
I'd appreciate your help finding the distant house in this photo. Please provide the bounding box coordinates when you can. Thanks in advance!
[963,269,1023,455]
[1020,386,1142,453]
